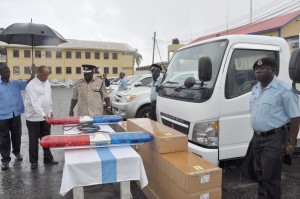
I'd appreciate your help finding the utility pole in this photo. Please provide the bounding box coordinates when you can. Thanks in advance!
[250,0,253,23]
[152,32,156,64]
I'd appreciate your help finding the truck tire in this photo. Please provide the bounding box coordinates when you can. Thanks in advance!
[136,105,151,118]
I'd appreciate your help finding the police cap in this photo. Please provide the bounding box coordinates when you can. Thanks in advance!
[82,64,96,73]
[253,57,277,70]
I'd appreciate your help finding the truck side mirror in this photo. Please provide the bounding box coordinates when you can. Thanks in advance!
[135,82,142,87]
[198,56,212,87]
[289,49,300,94]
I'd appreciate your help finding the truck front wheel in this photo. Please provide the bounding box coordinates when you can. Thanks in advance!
[136,105,151,118]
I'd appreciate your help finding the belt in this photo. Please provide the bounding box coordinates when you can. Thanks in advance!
[254,125,286,137]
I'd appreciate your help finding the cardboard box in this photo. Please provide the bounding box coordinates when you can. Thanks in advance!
[162,151,222,194]
[115,121,127,132]
[144,157,221,199]
[127,118,188,153]
[142,185,159,199]
[139,145,222,194]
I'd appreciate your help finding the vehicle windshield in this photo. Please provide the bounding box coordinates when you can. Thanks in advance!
[159,39,228,102]
[127,75,142,85]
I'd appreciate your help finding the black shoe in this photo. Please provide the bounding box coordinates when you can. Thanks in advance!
[14,154,23,161]
[31,162,38,169]
[1,163,9,170]
[44,160,58,165]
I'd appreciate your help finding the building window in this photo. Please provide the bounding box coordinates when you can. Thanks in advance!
[56,67,62,74]
[48,67,52,74]
[76,51,81,59]
[95,67,100,74]
[104,52,109,59]
[13,50,19,58]
[56,51,62,58]
[112,53,118,60]
[66,51,72,59]
[76,67,81,74]
[85,52,91,59]
[13,66,20,75]
[66,67,72,74]
[35,50,41,58]
[104,67,109,74]
[46,50,52,58]
[24,66,31,74]
[95,52,100,59]
[24,50,31,58]
[113,67,118,74]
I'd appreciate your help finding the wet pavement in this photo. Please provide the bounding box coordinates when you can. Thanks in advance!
[0,88,299,199]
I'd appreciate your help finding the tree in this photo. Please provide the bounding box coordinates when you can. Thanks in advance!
[133,49,143,67]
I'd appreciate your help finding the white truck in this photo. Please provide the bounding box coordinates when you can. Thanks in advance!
[156,35,300,165]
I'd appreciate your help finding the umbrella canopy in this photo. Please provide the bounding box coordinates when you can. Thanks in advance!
[0,22,67,64]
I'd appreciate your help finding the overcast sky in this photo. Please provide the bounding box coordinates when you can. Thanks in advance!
[0,0,298,66]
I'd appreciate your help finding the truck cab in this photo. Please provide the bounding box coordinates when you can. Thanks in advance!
[156,35,300,165]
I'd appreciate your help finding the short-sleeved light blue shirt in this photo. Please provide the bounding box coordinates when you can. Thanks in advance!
[0,79,27,119]
[118,78,128,92]
[150,76,162,102]
[250,76,300,132]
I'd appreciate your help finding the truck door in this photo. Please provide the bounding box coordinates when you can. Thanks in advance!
[219,45,280,160]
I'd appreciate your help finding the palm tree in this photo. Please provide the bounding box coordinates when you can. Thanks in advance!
[133,49,143,67]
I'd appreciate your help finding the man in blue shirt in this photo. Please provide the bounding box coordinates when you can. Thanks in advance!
[0,63,34,170]
[118,71,128,92]
[250,58,300,199]
[150,64,162,121]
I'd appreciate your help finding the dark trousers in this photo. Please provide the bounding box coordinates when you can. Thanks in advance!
[150,101,157,121]
[26,120,53,163]
[252,129,285,199]
[0,115,22,164]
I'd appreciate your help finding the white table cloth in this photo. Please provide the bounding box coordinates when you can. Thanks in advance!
[59,124,148,196]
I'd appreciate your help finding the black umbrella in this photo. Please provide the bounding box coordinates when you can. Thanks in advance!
[0,22,67,65]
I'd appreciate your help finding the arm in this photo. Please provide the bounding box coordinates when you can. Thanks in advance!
[285,117,300,155]
[69,99,77,116]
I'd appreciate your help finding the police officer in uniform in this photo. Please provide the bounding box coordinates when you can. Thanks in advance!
[150,64,162,121]
[69,64,112,116]
[250,57,300,199]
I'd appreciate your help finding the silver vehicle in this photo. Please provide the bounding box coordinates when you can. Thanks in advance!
[112,84,151,119]
[50,80,66,88]
[109,74,153,103]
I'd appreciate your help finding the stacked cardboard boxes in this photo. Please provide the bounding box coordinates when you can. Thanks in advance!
[116,119,222,199]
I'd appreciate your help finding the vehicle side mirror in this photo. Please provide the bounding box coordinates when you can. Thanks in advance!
[135,82,142,87]
[289,49,300,94]
[198,56,212,87]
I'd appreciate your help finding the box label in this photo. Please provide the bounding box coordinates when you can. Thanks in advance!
[200,174,210,183]
[193,165,203,170]
[200,193,209,199]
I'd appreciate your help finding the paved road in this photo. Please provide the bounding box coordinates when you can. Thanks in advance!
[0,88,299,199]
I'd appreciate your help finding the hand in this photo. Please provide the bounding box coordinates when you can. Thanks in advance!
[69,110,74,117]
[106,106,112,114]
[43,116,50,123]
[284,144,296,155]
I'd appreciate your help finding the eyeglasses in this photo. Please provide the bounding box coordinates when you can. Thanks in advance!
[253,65,272,71]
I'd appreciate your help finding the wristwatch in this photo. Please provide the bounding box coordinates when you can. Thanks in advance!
[107,106,111,109]
[287,144,296,149]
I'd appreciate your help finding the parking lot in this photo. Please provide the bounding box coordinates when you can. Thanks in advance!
[0,87,299,199]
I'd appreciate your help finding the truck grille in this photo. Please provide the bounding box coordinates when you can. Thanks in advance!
[160,112,190,135]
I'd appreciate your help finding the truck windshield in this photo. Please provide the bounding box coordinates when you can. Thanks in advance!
[159,39,228,102]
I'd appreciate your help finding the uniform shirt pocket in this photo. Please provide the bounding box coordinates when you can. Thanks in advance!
[93,84,101,92]
[261,97,276,113]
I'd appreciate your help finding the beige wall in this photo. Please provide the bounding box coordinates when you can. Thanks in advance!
[5,46,134,80]
[281,16,300,38]
[258,29,279,37]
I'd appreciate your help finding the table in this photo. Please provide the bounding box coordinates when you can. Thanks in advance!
[59,124,148,199]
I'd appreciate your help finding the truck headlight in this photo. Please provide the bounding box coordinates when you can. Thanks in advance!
[192,121,219,148]
[121,95,136,102]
